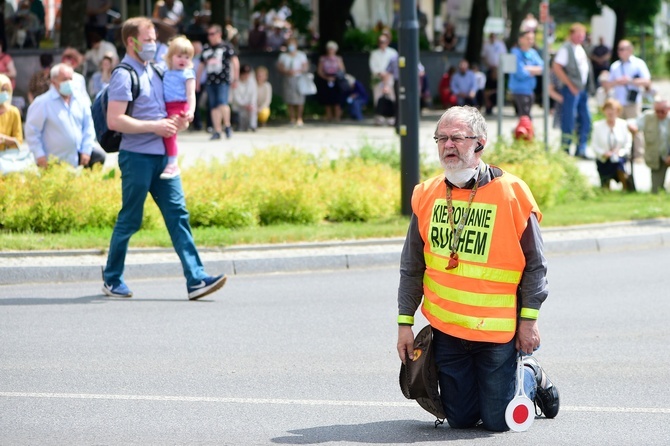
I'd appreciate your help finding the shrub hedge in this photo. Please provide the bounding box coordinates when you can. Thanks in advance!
[0,142,594,234]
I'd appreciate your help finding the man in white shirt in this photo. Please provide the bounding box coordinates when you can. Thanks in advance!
[481,33,507,72]
[369,34,397,124]
[553,23,593,159]
[602,40,651,160]
[25,63,105,168]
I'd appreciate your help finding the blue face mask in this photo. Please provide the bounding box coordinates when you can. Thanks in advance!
[288,44,297,52]
[58,80,73,97]
[0,91,10,104]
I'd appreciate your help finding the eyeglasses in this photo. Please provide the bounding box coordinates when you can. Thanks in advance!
[618,46,631,51]
[208,31,219,36]
[434,134,478,145]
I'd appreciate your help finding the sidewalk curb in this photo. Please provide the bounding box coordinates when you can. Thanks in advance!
[2,220,670,285]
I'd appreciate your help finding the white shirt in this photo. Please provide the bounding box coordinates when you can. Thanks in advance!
[25,86,96,167]
[554,42,589,86]
[368,47,398,77]
[591,118,632,162]
[481,40,507,68]
[608,55,651,106]
[474,71,486,90]
[232,76,257,111]
[278,51,308,77]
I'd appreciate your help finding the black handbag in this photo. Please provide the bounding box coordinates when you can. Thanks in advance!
[375,95,395,117]
[399,325,446,423]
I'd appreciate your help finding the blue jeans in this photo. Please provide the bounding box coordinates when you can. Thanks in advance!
[206,83,230,108]
[433,329,536,432]
[104,151,207,288]
[560,86,591,156]
[347,97,366,121]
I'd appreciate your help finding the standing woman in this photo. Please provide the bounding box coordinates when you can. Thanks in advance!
[316,40,345,122]
[591,98,632,190]
[277,37,308,127]
[0,74,23,150]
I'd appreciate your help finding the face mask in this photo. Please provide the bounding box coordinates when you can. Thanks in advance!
[288,44,296,52]
[0,91,10,104]
[58,80,73,97]
[445,163,480,188]
[136,41,157,62]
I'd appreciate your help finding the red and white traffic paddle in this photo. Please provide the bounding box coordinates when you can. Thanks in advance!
[505,354,535,432]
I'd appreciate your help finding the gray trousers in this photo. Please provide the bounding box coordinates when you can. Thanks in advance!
[651,163,668,194]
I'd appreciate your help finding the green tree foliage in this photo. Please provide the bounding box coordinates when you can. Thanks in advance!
[564,0,662,50]
[318,0,355,52]
[59,0,88,51]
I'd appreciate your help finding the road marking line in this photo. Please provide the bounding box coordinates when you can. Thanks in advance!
[1,392,669,414]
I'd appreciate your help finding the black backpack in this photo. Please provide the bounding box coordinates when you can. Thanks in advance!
[91,62,164,153]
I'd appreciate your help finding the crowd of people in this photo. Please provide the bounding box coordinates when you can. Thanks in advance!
[434,19,668,193]
[1,3,670,192]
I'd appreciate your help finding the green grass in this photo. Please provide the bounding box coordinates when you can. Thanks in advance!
[2,191,670,251]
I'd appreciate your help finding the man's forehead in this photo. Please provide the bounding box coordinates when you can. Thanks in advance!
[138,25,156,40]
[437,121,469,133]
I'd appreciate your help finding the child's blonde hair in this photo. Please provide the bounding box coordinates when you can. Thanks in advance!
[164,35,195,69]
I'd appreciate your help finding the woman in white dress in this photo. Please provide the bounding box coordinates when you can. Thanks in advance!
[591,98,633,190]
[276,37,308,126]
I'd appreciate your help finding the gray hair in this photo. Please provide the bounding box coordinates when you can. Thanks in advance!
[435,106,488,140]
[50,63,72,80]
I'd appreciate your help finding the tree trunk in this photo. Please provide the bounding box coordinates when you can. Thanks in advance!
[318,0,355,52]
[611,6,628,63]
[506,0,534,49]
[465,0,489,64]
[0,0,6,50]
[211,1,226,28]
[59,0,87,51]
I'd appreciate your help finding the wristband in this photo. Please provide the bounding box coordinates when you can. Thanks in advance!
[520,308,539,320]
[397,315,414,325]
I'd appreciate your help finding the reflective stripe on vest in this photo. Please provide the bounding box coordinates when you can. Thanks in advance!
[424,252,521,284]
[412,172,540,344]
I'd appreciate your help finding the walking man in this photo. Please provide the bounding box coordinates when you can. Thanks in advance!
[196,24,239,140]
[102,17,226,299]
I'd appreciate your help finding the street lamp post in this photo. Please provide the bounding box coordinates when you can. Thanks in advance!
[398,0,420,216]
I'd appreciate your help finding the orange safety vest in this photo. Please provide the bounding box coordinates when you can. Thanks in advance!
[412,172,541,343]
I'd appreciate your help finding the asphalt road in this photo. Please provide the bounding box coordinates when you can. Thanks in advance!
[1,246,669,445]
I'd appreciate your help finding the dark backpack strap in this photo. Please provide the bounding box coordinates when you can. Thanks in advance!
[149,61,165,80]
[112,62,140,117]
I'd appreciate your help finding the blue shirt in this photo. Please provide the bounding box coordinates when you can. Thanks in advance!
[25,85,96,167]
[450,70,477,96]
[508,46,544,95]
[108,56,167,155]
[163,68,195,102]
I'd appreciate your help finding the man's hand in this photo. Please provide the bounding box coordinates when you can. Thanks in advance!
[568,84,580,96]
[171,114,190,132]
[397,325,415,364]
[628,123,639,134]
[36,156,48,168]
[79,153,91,167]
[153,118,179,138]
[516,319,541,355]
